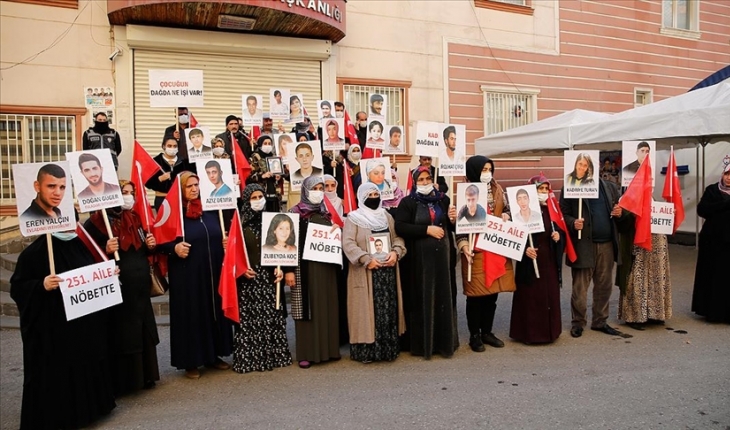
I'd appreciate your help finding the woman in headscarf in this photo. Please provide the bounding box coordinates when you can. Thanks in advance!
[324,174,343,217]
[324,173,349,345]
[381,168,405,216]
[247,135,282,212]
[394,166,458,359]
[285,175,341,368]
[84,180,160,393]
[691,163,730,323]
[344,183,406,363]
[509,174,564,344]
[232,184,292,373]
[365,159,393,196]
[158,171,232,379]
[346,144,363,192]
[212,137,230,159]
[456,156,515,352]
[145,137,194,211]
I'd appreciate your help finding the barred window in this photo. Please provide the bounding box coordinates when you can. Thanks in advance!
[341,83,407,126]
[481,87,539,135]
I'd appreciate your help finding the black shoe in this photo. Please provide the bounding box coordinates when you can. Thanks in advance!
[570,326,583,338]
[469,334,486,352]
[627,322,646,331]
[481,333,504,348]
[591,324,633,338]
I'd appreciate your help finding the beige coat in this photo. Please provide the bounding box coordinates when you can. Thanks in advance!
[342,213,407,344]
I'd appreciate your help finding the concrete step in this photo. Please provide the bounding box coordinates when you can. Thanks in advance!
[0,291,19,317]
[0,266,11,293]
[1,253,18,272]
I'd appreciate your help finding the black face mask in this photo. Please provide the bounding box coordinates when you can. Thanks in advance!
[93,120,110,133]
[364,197,380,210]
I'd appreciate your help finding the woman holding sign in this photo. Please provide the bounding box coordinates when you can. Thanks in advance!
[146,137,194,211]
[10,232,117,429]
[159,171,233,379]
[456,156,515,352]
[285,175,341,368]
[84,180,160,393]
[509,175,564,344]
[233,184,292,373]
[343,183,407,363]
[395,166,458,359]
[247,135,282,212]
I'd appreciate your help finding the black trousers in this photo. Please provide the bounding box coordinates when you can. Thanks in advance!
[466,294,498,335]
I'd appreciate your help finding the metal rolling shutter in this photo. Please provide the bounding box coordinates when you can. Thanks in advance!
[133,49,322,155]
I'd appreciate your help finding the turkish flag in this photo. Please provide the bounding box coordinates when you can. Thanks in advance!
[661,147,685,234]
[342,160,358,214]
[324,197,344,228]
[132,140,162,184]
[219,211,249,323]
[76,222,109,263]
[546,191,577,262]
[189,113,198,127]
[619,156,653,251]
[344,110,359,145]
[231,134,252,193]
[131,140,160,231]
[153,175,184,245]
[476,205,507,287]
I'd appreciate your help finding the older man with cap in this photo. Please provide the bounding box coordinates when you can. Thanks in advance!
[216,114,253,159]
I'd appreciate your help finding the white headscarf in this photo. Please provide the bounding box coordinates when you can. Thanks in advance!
[323,174,343,217]
[347,183,389,231]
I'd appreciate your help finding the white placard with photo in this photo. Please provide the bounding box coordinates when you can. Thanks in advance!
[368,93,387,119]
[474,215,529,261]
[506,184,545,234]
[563,150,600,199]
[437,124,466,176]
[360,157,394,201]
[270,88,290,120]
[185,126,213,162]
[242,94,264,127]
[414,121,441,157]
[196,159,237,211]
[58,260,122,321]
[382,125,406,155]
[455,183,489,234]
[622,140,656,187]
[368,233,391,262]
[303,222,342,266]
[322,118,346,151]
[260,212,299,266]
[84,86,115,125]
[276,133,296,164]
[287,93,305,124]
[317,100,337,122]
[365,119,386,151]
[66,149,123,212]
[651,201,674,235]
[285,140,324,191]
[13,162,76,237]
[148,69,204,107]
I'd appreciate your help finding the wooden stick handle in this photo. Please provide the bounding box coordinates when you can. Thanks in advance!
[275,265,281,310]
[529,234,540,279]
[46,233,56,276]
[219,210,227,240]
[175,107,179,132]
[467,233,473,282]
[101,210,120,261]
[577,198,583,240]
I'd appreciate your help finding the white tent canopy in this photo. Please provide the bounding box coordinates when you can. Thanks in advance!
[474,109,610,158]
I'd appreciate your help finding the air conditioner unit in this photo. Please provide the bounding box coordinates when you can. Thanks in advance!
[217,15,256,31]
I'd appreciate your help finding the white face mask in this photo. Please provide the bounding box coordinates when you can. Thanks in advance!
[121,195,135,210]
[52,232,77,241]
[417,184,434,195]
[178,114,189,124]
[350,152,362,162]
[537,192,549,203]
[261,145,273,154]
[358,121,367,128]
[212,147,225,157]
[335,112,344,118]
[165,148,178,157]
[308,190,324,204]
[250,198,266,211]
[480,172,493,184]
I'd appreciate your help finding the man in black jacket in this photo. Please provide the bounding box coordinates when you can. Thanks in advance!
[162,107,191,160]
[82,112,122,170]
[216,114,253,160]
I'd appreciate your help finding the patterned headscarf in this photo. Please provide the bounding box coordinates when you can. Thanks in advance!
[323,174,343,217]
[528,173,551,190]
[241,183,266,227]
[381,168,405,209]
[719,162,730,195]
[290,175,331,221]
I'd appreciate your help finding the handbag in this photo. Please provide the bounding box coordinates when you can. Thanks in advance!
[149,260,169,297]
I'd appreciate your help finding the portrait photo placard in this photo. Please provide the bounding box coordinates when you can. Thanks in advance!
[270,88,290,120]
[185,126,213,162]
[148,69,204,108]
[651,201,675,235]
[196,159,236,211]
[563,150,600,199]
[66,149,123,212]
[365,119,386,151]
[303,223,342,266]
[276,133,296,164]
[13,161,76,237]
[368,233,391,262]
[261,212,299,266]
[242,94,264,127]
[455,182,489,234]
[622,140,656,187]
[316,99,337,122]
[287,93,305,124]
[414,121,441,157]
[506,184,545,234]
[368,93,387,119]
[285,140,324,192]
[267,157,284,175]
[360,157,394,201]
[437,124,466,177]
[382,125,406,155]
[474,214,529,261]
[322,118,346,151]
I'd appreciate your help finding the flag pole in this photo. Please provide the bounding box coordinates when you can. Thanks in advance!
[275,265,281,309]
[529,233,540,278]
[46,233,56,275]
[101,209,121,261]
[178,175,186,241]
[137,167,150,231]
[577,198,583,240]
[467,233,474,282]
[174,108,179,133]
[219,210,227,240]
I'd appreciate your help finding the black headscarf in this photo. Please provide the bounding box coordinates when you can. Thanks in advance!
[465,155,494,182]
[255,135,274,157]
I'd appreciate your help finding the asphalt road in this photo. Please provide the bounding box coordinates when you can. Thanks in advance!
[1,244,728,430]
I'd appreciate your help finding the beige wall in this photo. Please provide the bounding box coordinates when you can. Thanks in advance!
[0,1,114,112]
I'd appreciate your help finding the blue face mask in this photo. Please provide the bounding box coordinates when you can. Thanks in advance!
[52,232,77,241]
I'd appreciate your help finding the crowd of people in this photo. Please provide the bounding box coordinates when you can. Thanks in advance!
[10,104,729,429]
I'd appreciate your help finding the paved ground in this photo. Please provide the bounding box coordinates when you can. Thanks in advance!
[1,244,729,430]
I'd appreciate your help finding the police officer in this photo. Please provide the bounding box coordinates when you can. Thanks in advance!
[82,112,122,170]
